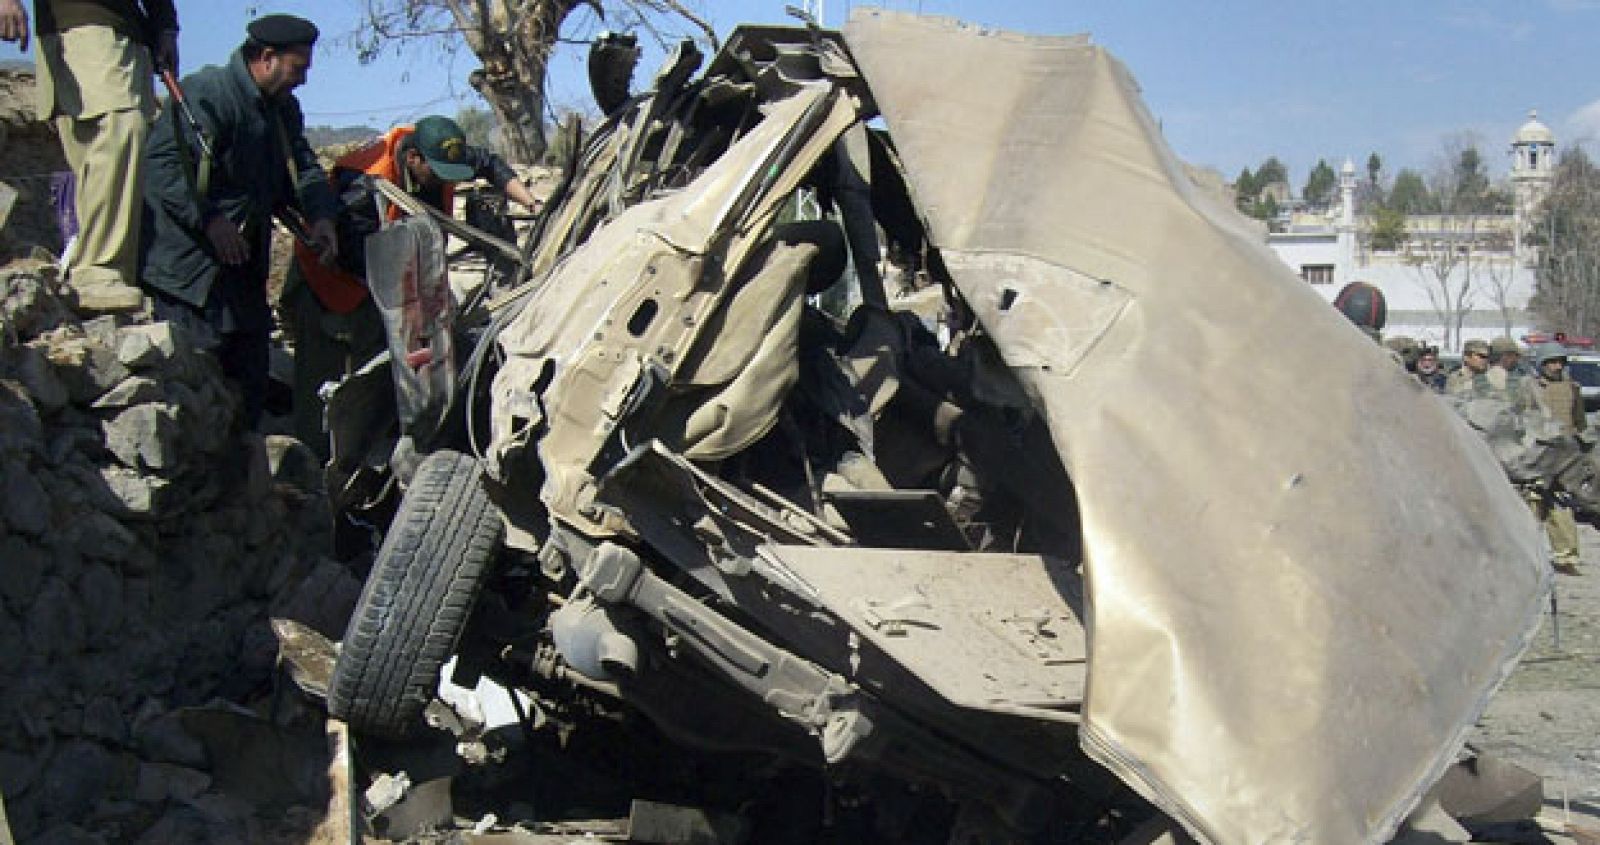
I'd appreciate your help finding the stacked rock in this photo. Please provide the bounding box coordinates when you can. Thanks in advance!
[0,266,360,842]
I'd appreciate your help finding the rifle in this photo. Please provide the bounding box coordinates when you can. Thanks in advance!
[155,64,324,254]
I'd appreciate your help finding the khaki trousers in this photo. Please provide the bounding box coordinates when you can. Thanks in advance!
[36,26,156,288]
[1526,490,1582,570]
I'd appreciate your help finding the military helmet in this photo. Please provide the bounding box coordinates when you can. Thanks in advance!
[1333,282,1387,331]
[1533,342,1569,366]
[1489,337,1521,357]
[1384,335,1418,355]
[1462,339,1490,357]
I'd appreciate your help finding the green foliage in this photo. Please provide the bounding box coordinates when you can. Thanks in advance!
[1366,153,1382,187]
[1451,147,1491,210]
[1249,194,1279,222]
[1303,159,1336,206]
[1369,206,1407,251]
[1234,166,1258,212]
[1388,169,1432,213]
[1256,156,1288,186]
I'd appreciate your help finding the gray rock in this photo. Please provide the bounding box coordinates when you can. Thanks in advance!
[1,455,50,535]
[121,544,157,576]
[134,761,211,804]
[114,322,182,371]
[79,696,127,745]
[3,344,69,413]
[132,707,206,768]
[43,334,130,405]
[0,378,44,453]
[72,510,138,562]
[0,605,24,676]
[34,740,119,825]
[100,403,179,472]
[24,577,85,658]
[264,434,323,494]
[1,269,71,338]
[94,466,175,521]
[77,563,125,646]
[0,534,47,611]
[273,557,362,640]
[79,315,123,350]
[132,804,240,845]
[29,823,108,845]
[90,375,164,410]
[0,747,44,798]
[46,425,101,467]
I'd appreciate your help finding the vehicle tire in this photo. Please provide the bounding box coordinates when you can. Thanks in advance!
[328,449,503,737]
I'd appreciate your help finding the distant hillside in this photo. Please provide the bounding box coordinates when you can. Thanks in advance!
[306,125,379,149]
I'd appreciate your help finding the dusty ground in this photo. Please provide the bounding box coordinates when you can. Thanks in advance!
[1472,522,1600,838]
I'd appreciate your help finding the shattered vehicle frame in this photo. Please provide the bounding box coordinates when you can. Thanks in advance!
[327,11,1548,843]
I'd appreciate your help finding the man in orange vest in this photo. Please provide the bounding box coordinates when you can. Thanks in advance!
[283,114,537,458]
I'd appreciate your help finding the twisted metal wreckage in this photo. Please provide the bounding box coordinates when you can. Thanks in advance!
[314,10,1550,843]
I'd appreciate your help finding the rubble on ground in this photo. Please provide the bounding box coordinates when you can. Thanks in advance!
[0,264,360,843]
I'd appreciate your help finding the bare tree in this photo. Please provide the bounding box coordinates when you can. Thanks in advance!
[1529,145,1600,337]
[1478,251,1520,339]
[1404,134,1517,350]
[353,0,717,164]
[1406,214,1480,351]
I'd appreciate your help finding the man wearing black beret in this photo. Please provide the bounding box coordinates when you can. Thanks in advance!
[139,13,340,430]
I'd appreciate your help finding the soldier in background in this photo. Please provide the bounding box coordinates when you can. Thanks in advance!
[1518,343,1586,575]
[1447,339,1494,398]
[1487,336,1525,394]
[1414,346,1446,393]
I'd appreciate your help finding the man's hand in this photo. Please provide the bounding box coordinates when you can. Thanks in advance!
[154,28,179,74]
[205,215,249,266]
[0,0,29,52]
[502,177,540,213]
[309,218,338,266]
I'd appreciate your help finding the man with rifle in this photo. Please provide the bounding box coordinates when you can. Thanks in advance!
[0,0,178,311]
[138,14,338,430]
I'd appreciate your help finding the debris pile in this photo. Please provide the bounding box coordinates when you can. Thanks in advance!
[0,265,359,843]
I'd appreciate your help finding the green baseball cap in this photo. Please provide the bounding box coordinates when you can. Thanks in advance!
[410,116,475,183]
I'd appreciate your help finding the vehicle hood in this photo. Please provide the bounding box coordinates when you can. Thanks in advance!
[843,10,1547,843]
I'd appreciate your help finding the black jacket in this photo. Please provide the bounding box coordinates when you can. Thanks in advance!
[139,49,337,308]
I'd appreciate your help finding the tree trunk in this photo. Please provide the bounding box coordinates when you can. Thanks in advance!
[470,64,548,164]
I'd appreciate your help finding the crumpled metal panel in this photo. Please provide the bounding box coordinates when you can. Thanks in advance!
[844,9,1546,843]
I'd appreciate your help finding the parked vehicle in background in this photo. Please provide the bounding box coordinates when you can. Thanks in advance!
[1564,352,1600,416]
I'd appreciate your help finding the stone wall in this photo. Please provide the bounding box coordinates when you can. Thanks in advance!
[0,267,359,843]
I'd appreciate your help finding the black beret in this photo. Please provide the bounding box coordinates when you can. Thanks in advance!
[246,14,319,49]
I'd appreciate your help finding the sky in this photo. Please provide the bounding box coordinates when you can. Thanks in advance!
[3,0,1598,190]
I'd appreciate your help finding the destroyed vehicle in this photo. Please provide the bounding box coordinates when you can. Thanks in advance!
[327,11,1548,843]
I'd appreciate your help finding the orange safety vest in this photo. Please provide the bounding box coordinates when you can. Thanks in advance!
[295,126,460,314]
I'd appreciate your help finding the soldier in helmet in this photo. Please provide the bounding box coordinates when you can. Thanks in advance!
[1517,343,1586,575]
[1384,335,1419,370]
[1486,336,1524,393]
[1446,339,1494,398]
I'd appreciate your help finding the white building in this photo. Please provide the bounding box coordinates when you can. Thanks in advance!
[1265,112,1555,352]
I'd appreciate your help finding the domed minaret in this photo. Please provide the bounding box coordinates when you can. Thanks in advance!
[1510,110,1555,262]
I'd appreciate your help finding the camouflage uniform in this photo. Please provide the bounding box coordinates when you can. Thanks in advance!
[1518,344,1585,575]
[1446,339,1496,399]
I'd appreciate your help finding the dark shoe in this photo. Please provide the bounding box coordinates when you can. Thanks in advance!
[1554,561,1582,576]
